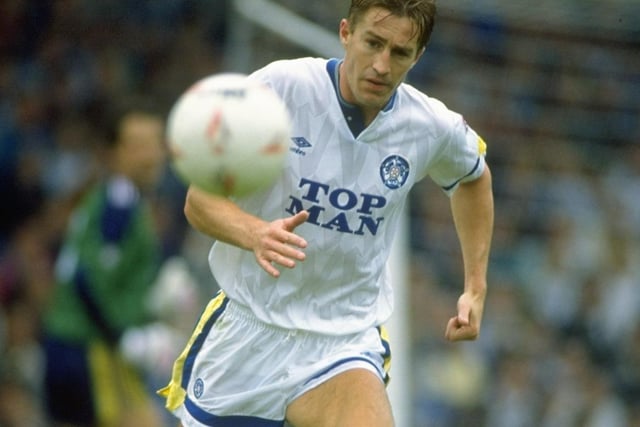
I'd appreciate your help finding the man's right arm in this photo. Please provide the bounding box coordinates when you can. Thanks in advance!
[184,185,309,277]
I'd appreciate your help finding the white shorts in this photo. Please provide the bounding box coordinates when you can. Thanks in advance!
[158,291,391,426]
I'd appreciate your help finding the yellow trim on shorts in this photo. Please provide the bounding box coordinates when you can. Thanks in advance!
[378,325,392,385]
[158,291,228,411]
[89,341,148,427]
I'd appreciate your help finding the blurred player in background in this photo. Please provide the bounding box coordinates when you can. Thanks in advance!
[42,100,167,427]
[161,0,494,426]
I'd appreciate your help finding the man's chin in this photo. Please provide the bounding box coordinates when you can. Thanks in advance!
[360,96,389,111]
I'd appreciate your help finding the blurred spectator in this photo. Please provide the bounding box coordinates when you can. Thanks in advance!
[0,205,54,427]
[41,100,167,426]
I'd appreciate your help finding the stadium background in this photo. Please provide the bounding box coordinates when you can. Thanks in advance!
[0,0,639,425]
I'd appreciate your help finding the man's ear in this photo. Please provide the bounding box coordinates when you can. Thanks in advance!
[339,18,351,46]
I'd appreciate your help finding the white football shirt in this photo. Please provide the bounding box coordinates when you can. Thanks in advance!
[208,57,486,334]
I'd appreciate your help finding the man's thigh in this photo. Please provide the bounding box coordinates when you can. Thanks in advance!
[285,368,394,427]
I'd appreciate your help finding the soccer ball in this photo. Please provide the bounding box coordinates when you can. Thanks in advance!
[167,73,291,197]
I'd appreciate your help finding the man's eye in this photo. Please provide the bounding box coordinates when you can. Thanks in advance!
[394,50,411,58]
[366,39,381,49]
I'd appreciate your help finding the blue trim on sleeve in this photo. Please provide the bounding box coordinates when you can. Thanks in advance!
[441,156,482,192]
[184,396,284,427]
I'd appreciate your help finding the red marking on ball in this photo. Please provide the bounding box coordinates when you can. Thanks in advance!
[206,110,225,155]
[222,173,235,196]
[261,136,286,155]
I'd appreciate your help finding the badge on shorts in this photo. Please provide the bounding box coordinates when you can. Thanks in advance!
[380,154,410,189]
[194,378,205,398]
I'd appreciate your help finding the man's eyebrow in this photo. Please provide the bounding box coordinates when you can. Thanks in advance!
[392,44,414,56]
[364,30,415,55]
[363,30,385,41]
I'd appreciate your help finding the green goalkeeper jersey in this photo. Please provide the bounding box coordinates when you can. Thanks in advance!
[44,176,161,345]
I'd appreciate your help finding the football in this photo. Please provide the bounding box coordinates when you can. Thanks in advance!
[167,73,291,197]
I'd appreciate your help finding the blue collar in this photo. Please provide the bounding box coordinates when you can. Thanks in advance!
[326,58,396,138]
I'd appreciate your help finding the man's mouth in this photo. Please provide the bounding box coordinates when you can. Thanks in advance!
[364,78,388,91]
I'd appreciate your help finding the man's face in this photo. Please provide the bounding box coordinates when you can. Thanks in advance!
[339,7,424,120]
[114,113,166,189]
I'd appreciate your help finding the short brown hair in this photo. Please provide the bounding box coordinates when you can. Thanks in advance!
[102,96,163,148]
[347,0,437,50]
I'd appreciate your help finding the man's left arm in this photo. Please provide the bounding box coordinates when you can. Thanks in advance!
[446,165,494,341]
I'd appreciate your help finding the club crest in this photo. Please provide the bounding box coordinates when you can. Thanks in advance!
[194,378,204,398]
[380,155,410,189]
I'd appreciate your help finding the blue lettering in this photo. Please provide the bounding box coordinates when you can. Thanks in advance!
[299,178,329,203]
[358,193,386,214]
[286,179,388,236]
[322,212,353,233]
[354,216,384,236]
[289,147,306,156]
[285,196,305,215]
[305,205,326,226]
[285,196,325,225]
[218,88,246,98]
[329,188,358,211]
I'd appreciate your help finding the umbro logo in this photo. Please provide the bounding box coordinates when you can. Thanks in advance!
[290,137,312,156]
[291,137,312,148]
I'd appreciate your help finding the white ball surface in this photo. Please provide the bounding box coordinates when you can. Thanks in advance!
[167,73,291,197]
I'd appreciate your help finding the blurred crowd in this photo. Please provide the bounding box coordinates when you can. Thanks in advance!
[0,0,639,426]
[0,1,226,425]
[405,6,640,427]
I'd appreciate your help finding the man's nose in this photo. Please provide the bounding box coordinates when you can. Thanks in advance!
[372,49,391,75]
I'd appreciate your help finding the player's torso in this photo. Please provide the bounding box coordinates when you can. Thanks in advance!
[212,58,446,333]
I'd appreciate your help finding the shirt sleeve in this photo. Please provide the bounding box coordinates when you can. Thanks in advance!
[428,113,487,196]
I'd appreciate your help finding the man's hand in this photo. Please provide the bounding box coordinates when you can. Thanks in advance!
[445,291,485,341]
[252,210,309,277]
